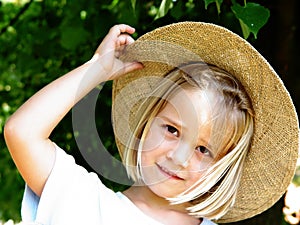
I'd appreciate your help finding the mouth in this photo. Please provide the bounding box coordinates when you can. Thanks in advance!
[156,163,184,180]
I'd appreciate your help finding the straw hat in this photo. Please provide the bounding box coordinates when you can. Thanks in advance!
[111,22,299,223]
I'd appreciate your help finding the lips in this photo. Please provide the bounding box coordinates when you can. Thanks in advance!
[156,163,184,180]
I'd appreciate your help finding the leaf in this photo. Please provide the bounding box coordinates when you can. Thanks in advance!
[203,0,224,14]
[231,2,270,39]
[154,0,173,20]
[170,0,184,20]
[131,0,136,11]
[239,19,250,39]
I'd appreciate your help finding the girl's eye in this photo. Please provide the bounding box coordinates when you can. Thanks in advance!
[196,146,211,157]
[166,125,179,137]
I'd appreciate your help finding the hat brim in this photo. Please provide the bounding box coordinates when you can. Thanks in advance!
[112,22,299,223]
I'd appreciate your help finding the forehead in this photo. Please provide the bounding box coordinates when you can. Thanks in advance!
[161,87,215,125]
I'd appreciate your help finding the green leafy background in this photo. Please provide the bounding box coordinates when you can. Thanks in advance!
[0,0,299,224]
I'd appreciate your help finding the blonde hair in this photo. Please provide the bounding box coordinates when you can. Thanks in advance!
[122,62,254,220]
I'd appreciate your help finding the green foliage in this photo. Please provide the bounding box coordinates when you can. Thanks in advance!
[132,0,270,39]
[154,0,173,20]
[0,0,279,223]
[204,0,224,14]
[292,166,300,186]
[231,1,270,39]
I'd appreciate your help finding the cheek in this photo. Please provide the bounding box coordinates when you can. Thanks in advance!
[186,157,214,183]
[189,173,203,186]
[142,124,166,152]
[140,156,166,185]
[182,166,204,189]
[189,153,214,173]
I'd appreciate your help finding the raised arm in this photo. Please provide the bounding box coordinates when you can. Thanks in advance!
[4,24,143,196]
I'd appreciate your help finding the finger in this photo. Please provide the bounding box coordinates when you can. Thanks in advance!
[109,62,143,80]
[115,34,135,58]
[117,34,135,47]
[97,25,135,55]
[109,24,135,37]
[118,24,135,34]
[123,61,144,74]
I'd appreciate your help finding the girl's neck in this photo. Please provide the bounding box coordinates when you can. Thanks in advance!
[123,185,202,225]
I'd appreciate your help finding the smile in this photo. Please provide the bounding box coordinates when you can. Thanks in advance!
[156,163,184,180]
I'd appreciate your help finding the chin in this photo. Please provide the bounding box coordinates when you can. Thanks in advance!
[148,183,182,199]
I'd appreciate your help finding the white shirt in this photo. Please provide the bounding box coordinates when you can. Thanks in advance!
[21,144,217,225]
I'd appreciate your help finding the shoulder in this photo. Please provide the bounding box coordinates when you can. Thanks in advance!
[22,143,111,224]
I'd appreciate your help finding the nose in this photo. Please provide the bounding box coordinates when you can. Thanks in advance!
[166,143,193,168]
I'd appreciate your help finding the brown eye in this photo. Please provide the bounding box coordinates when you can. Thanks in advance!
[166,125,179,137]
[196,146,211,157]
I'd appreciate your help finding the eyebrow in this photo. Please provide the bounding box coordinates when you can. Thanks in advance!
[158,115,186,130]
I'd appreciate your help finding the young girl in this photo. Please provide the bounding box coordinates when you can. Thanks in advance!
[4,22,299,225]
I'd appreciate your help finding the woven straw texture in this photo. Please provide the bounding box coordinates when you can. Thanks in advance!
[112,22,299,223]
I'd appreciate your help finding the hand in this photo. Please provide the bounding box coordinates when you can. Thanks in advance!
[88,24,143,81]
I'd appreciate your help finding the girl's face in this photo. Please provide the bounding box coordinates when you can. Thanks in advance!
[140,87,227,198]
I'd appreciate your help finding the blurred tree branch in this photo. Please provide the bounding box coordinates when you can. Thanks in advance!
[0,0,34,35]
